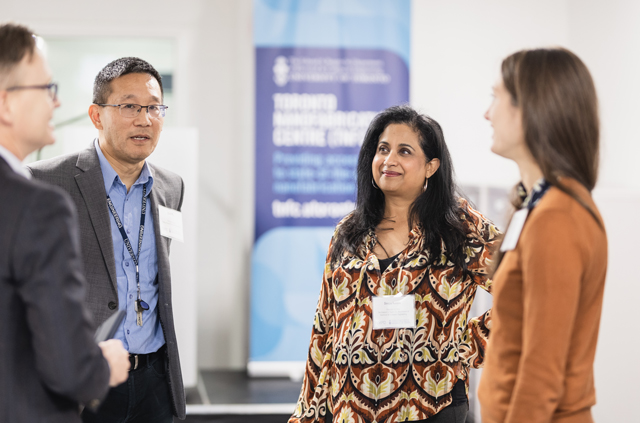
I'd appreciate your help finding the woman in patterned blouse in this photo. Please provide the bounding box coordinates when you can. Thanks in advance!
[290,105,501,423]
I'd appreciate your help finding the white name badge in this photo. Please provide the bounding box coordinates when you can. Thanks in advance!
[372,294,416,330]
[158,205,184,242]
[500,208,529,252]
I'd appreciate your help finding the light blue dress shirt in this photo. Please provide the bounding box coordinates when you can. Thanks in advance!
[0,144,31,179]
[95,140,165,354]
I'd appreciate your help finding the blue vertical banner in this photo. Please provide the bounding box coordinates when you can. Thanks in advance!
[250,0,410,376]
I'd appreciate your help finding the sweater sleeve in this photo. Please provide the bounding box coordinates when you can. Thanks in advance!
[289,239,336,423]
[504,210,584,423]
[460,205,502,368]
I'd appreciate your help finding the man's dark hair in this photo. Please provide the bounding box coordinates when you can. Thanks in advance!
[0,23,37,87]
[92,57,163,104]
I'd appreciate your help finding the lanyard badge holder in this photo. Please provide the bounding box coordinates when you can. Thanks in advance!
[372,258,417,330]
[106,183,150,327]
[500,208,529,252]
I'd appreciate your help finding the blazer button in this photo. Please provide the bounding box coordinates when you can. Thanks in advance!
[108,301,117,310]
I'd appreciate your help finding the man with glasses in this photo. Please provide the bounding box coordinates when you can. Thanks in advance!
[29,57,186,422]
[0,23,130,423]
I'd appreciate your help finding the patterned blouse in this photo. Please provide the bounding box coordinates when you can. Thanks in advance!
[290,199,501,423]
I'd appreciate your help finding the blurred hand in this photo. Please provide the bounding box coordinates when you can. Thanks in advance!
[98,339,130,387]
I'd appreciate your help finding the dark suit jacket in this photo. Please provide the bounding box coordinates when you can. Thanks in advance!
[29,144,186,419]
[0,156,110,423]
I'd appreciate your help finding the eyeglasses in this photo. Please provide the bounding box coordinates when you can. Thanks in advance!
[96,103,168,119]
[6,82,58,101]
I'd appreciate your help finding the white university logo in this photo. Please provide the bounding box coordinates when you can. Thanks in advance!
[273,56,290,87]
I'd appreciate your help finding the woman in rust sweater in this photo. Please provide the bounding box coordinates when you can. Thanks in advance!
[478,48,607,423]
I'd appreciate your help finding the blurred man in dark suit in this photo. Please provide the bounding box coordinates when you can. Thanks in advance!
[0,23,130,423]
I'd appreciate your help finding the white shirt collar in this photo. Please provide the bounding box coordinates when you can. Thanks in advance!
[0,144,31,179]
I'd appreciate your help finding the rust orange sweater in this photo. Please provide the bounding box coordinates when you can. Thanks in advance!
[478,179,607,423]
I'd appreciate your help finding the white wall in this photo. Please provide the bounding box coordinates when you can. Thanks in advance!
[3,2,639,418]
[411,0,569,189]
[566,1,640,420]
[592,189,640,421]
[567,0,640,191]
[1,0,255,371]
[186,0,255,371]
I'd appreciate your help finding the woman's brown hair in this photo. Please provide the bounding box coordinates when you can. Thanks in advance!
[502,47,602,224]
[492,48,602,272]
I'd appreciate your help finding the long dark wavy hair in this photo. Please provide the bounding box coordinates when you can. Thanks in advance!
[330,105,470,271]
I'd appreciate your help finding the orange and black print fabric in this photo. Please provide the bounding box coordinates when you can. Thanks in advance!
[290,199,501,423]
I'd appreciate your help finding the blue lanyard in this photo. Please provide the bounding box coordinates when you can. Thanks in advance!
[106,183,149,310]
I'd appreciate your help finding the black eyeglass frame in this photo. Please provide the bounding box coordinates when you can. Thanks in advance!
[95,103,169,118]
[6,82,58,101]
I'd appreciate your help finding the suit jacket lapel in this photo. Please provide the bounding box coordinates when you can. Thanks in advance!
[74,146,118,294]
[0,156,10,176]
[149,169,170,294]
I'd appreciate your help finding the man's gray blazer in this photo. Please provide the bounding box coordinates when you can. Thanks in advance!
[29,144,186,419]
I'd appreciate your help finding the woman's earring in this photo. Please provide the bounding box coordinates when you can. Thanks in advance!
[372,178,380,189]
[423,178,428,192]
